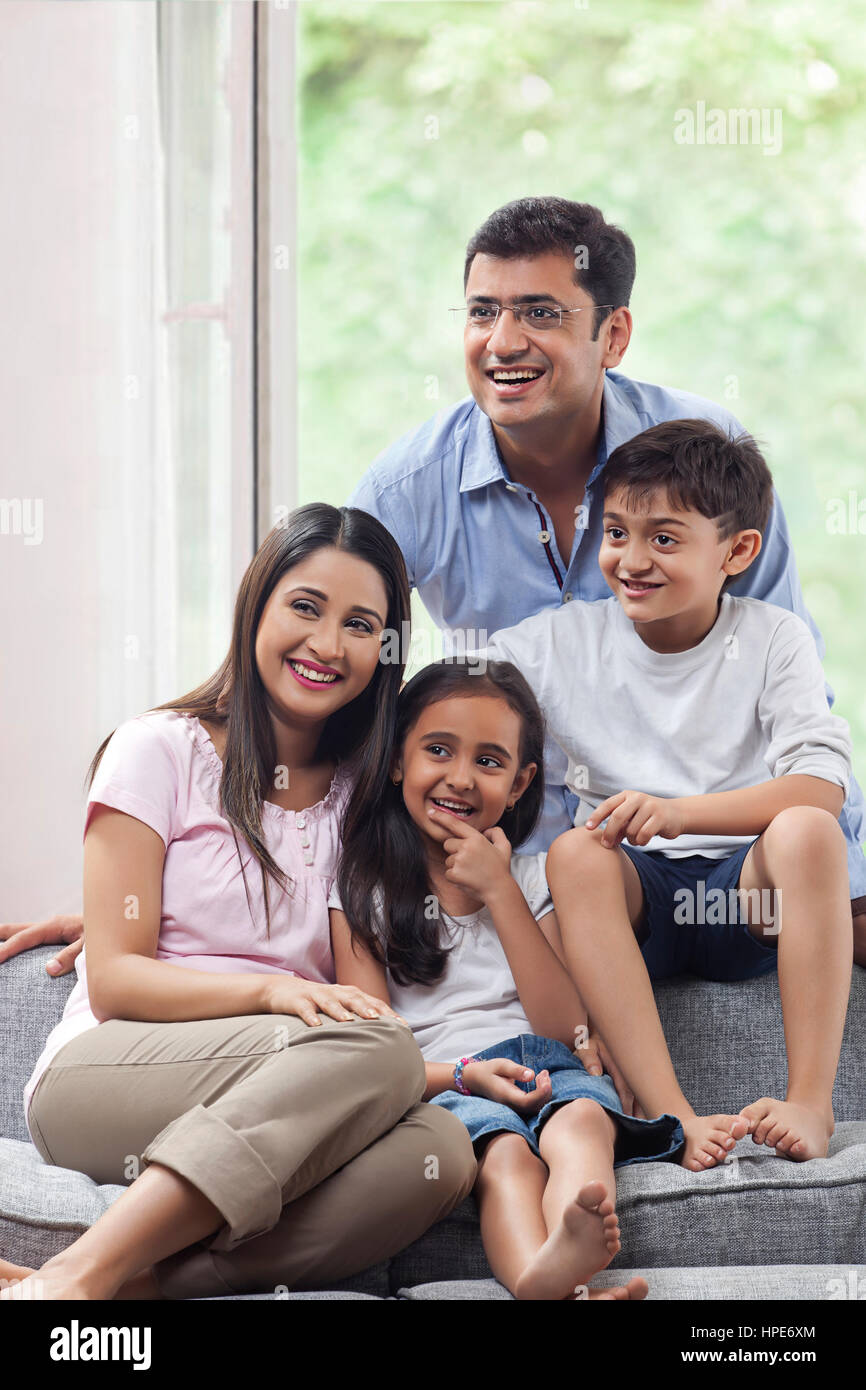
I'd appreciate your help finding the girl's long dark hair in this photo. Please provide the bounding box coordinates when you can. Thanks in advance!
[338,657,546,986]
[87,504,411,933]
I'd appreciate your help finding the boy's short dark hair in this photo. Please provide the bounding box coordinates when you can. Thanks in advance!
[463,196,635,340]
[603,417,774,541]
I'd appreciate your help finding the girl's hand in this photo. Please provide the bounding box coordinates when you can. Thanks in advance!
[427,805,513,902]
[263,975,406,1029]
[462,1058,552,1115]
[0,914,84,976]
[584,791,685,849]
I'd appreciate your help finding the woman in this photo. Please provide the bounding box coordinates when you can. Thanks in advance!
[0,504,475,1301]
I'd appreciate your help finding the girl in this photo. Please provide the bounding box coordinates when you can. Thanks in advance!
[1,505,475,1302]
[330,657,687,1301]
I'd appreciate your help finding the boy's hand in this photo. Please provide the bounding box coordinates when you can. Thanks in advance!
[462,1058,552,1115]
[427,805,513,902]
[585,791,685,849]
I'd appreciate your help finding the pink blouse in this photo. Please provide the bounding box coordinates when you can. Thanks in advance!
[24,710,352,1126]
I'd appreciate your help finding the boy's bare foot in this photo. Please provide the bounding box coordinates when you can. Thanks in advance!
[739,1097,834,1160]
[679,1115,749,1171]
[514,1180,621,1301]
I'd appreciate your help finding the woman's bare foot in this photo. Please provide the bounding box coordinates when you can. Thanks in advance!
[0,1254,162,1301]
[0,1257,36,1288]
[739,1097,834,1160]
[680,1114,749,1171]
[514,1180,620,1301]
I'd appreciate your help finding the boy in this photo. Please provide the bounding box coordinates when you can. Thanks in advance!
[479,418,853,1172]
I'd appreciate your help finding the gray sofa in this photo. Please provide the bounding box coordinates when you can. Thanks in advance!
[2,946,864,1300]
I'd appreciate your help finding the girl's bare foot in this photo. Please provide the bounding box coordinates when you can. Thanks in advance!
[680,1114,749,1171]
[589,1276,649,1300]
[514,1180,620,1301]
[739,1097,834,1160]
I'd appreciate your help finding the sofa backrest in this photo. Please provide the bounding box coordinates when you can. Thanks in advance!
[2,947,864,1144]
[2,948,76,1142]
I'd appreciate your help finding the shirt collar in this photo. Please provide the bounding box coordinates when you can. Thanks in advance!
[458,372,647,495]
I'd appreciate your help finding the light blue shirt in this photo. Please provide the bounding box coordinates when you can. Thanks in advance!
[346,369,866,894]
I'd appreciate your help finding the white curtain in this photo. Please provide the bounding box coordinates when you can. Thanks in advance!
[0,2,175,916]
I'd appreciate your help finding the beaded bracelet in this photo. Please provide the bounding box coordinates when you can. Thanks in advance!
[454,1056,476,1095]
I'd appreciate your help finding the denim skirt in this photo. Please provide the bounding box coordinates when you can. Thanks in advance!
[428,1033,685,1166]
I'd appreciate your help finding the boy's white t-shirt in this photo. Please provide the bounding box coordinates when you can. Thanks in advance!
[478,595,852,859]
[328,852,553,1063]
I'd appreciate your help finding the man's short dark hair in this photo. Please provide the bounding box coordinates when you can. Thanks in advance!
[463,196,636,339]
[602,419,774,588]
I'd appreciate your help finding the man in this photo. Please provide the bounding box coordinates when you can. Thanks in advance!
[4,195,865,965]
[345,195,866,955]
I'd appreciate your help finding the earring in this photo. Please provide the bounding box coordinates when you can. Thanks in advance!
[391,775,401,785]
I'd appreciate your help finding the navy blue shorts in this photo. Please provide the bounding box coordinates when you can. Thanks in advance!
[428,1034,684,1166]
[620,839,780,982]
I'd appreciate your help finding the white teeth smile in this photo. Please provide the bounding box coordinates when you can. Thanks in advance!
[491,369,543,382]
[432,798,473,814]
[289,660,339,683]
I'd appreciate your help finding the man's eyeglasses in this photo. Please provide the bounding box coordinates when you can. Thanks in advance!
[450,302,614,331]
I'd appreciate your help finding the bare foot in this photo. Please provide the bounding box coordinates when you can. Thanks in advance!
[0,1257,35,1288]
[739,1097,834,1160]
[0,1268,89,1300]
[588,1276,649,1301]
[0,1254,162,1301]
[514,1180,621,1301]
[680,1114,749,1172]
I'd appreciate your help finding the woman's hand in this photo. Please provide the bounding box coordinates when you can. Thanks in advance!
[462,1058,552,1115]
[427,806,513,903]
[0,914,84,976]
[262,975,405,1029]
[585,791,685,849]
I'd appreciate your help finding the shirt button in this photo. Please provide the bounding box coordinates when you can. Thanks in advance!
[296,816,306,829]
[303,850,314,865]
[538,530,551,543]
[563,591,573,603]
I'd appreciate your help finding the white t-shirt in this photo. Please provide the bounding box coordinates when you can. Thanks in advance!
[478,595,851,859]
[328,852,553,1063]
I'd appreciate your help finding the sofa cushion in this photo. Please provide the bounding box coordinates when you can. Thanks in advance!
[388,1122,866,1286]
[395,1264,866,1299]
[4,1123,865,1291]
[0,1136,384,1297]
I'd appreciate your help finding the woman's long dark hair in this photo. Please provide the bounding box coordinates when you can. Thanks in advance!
[87,504,411,933]
[338,657,546,986]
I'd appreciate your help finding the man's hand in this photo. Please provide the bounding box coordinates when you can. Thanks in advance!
[0,914,84,976]
[427,805,513,903]
[585,790,685,849]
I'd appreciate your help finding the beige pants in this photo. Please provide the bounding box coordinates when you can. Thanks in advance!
[28,1012,476,1298]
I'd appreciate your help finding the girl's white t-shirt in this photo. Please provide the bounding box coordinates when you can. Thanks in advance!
[328,852,553,1063]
